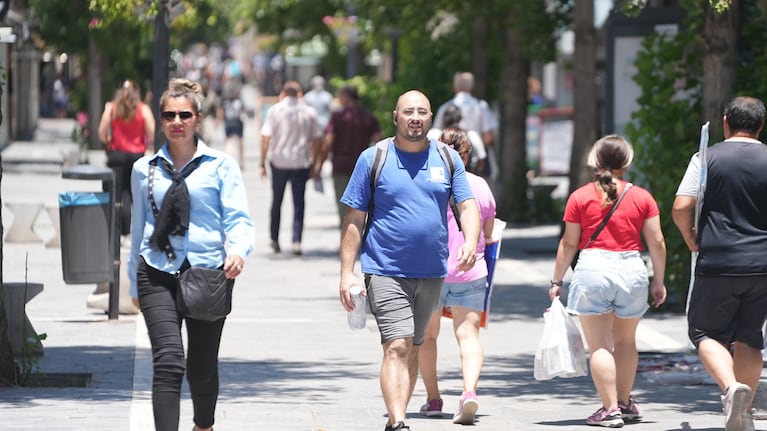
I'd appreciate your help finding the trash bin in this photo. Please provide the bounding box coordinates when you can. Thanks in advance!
[59,191,111,284]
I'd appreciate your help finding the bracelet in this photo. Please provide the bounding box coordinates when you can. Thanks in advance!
[550,279,563,287]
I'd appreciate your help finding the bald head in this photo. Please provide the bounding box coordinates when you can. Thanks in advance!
[395,90,431,113]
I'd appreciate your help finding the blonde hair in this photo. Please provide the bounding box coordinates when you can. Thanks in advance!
[586,134,634,207]
[159,78,203,114]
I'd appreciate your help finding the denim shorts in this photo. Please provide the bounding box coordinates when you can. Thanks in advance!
[566,249,649,318]
[438,277,487,312]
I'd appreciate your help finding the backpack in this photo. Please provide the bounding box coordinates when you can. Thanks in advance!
[365,139,462,235]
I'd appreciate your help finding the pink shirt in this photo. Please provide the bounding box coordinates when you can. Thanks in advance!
[446,172,496,283]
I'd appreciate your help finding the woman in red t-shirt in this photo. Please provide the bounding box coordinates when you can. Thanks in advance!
[98,80,155,235]
[549,135,667,427]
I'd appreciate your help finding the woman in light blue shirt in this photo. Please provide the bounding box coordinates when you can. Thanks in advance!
[127,78,255,431]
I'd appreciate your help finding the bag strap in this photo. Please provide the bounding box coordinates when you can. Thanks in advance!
[584,182,633,248]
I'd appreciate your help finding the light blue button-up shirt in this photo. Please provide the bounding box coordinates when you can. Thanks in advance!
[127,140,255,297]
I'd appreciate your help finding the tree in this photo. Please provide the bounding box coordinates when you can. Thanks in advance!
[568,0,597,194]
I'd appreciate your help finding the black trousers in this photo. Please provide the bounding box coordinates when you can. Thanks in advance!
[137,258,225,430]
[106,150,143,235]
[269,164,309,244]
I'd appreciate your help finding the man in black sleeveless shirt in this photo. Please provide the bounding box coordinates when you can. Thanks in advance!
[673,96,767,431]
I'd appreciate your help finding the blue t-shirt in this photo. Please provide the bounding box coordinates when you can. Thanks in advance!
[341,139,474,278]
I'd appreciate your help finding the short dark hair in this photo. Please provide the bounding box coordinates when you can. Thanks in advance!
[724,96,766,135]
[443,104,462,127]
[339,85,359,101]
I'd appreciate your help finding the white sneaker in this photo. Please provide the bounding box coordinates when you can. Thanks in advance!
[721,382,753,431]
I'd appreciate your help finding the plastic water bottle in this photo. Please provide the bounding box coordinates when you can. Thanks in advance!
[348,285,366,330]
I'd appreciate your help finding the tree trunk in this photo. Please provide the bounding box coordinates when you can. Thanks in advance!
[471,16,489,100]
[568,0,597,195]
[497,13,530,222]
[0,83,18,386]
[701,1,737,134]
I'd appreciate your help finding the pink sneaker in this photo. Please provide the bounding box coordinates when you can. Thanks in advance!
[453,391,479,425]
[618,396,642,422]
[586,407,624,428]
[418,398,443,417]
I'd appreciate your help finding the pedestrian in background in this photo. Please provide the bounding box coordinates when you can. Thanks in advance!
[673,96,767,431]
[260,81,323,255]
[549,135,667,428]
[303,75,334,131]
[315,84,381,226]
[433,72,498,179]
[220,70,245,169]
[98,79,155,236]
[417,127,496,425]
[127,78,255,431]
[339,90,480,431]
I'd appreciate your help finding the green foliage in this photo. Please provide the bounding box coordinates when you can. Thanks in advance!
[17,333,46,386]
[16,253,47,386]
[624,14,703,310]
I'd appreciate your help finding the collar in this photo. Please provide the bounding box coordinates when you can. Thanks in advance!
[152,138,216,169]
[724,136,763,144]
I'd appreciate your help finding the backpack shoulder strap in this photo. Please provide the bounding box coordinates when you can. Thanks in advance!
[369,139,390,201]
[435,140,455,180]
[433,140,462,231]
[364,139,390,237]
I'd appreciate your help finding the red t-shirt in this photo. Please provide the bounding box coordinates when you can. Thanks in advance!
[110,103,146,154]
[563,181,659,251]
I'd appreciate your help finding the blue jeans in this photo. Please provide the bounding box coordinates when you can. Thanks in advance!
[270,164,309,244]
[137,258,225,431]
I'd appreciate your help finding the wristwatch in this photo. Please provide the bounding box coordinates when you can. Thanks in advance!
[550,279,563,287]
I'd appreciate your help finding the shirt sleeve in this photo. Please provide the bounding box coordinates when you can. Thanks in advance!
[260,106,274,137]
[480,100,498,134]
[218,158,255,259]
[676,154,701,196]
[128,159,149,298]
[563,192,581,224]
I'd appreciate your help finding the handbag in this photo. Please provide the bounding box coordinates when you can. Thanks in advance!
[533,297,588,380]
[570,183,633,270]
[176,266,234,321]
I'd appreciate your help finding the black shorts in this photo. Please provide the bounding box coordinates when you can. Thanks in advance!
[224,119,243,138]
[687,275,767,349]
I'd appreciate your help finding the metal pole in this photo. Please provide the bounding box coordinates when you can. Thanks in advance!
[151,0,170,151]
[105,175,119,320]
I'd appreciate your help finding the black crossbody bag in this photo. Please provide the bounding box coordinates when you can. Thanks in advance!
[570,183,633,270]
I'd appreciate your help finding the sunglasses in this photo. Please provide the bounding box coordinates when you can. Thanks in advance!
[160,110,195,121]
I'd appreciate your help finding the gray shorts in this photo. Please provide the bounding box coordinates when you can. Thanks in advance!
[364,274,443,345]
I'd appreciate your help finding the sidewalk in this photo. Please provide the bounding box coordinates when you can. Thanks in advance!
[0,118,749,430]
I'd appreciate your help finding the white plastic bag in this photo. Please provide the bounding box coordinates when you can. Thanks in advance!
[533,297,589,380]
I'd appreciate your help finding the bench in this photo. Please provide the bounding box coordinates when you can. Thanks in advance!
[4,200,44,243]
[2,282,44,355]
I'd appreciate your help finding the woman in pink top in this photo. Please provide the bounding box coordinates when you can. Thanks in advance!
[549,135,667,427]
[418,127,496,425]
[98,80,155,235]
